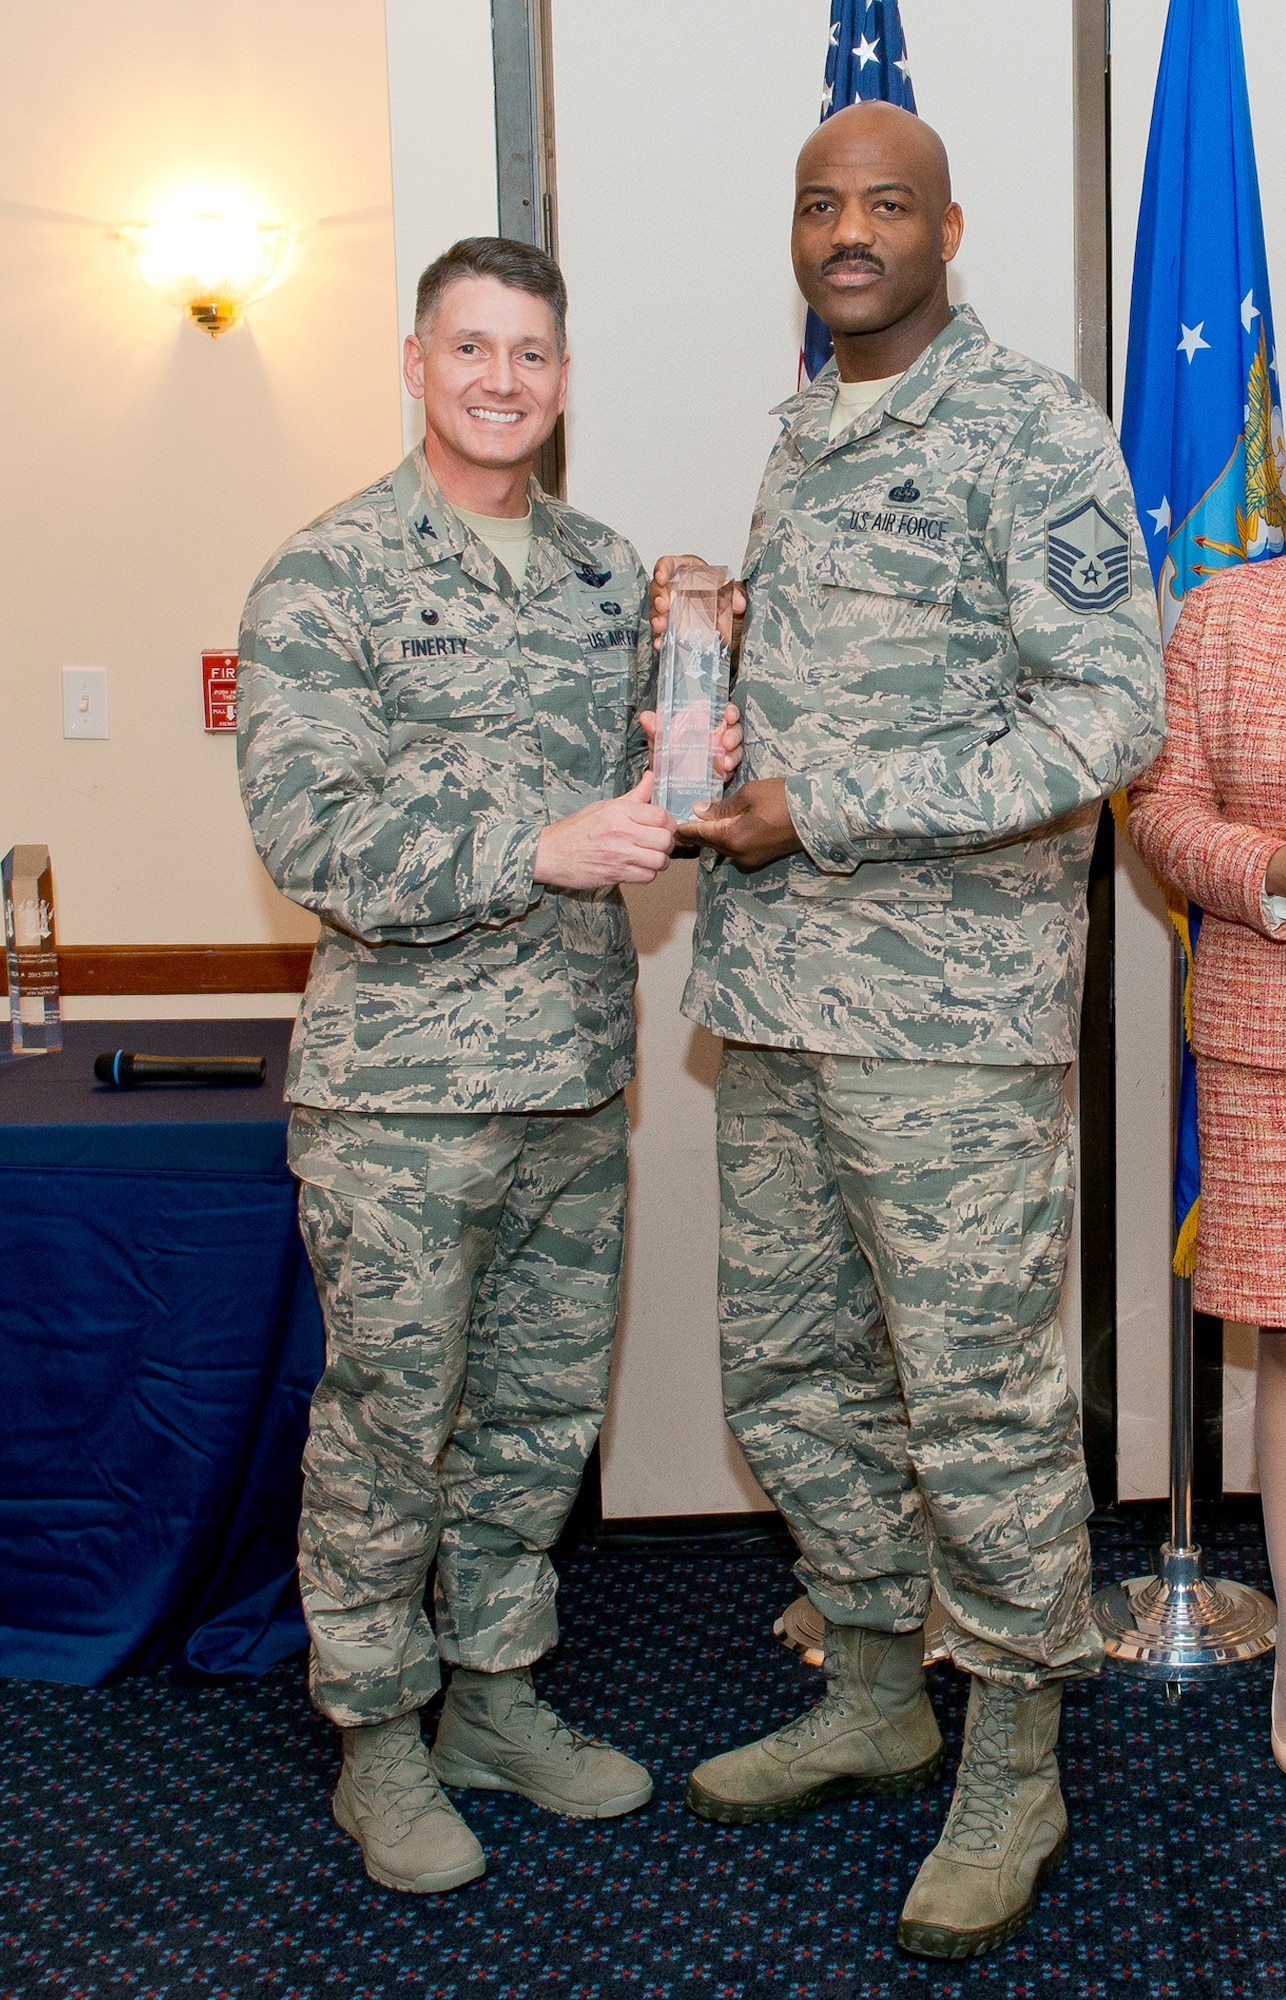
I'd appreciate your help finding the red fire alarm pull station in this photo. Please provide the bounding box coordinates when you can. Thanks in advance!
[202,651,238,732]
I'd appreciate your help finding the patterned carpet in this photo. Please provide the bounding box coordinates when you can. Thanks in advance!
[2,1505,1282,2000]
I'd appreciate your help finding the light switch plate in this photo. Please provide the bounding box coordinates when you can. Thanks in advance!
[63,666,110,739]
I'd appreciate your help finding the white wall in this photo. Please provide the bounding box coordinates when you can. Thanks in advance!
[551,0,830,1519]
[0,1,403,1022]
[384,0,498,450]
[551,0,1081,1518]
[1110,0,1286,1496]
[904,0,1075,377]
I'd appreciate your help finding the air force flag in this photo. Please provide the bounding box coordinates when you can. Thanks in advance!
[1120,0,1285,1276]
[1122,0,1286,647]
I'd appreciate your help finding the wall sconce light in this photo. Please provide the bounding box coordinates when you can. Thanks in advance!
[118,215,296,337]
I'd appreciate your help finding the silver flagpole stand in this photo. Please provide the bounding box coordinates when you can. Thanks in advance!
[1092,932,1276,1696]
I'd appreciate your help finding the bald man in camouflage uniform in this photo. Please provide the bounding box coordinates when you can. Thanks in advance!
[239,238,737,1897]
[653,105,1163,1959]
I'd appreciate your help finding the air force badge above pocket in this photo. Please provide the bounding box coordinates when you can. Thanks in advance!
[1044,499,1132,614]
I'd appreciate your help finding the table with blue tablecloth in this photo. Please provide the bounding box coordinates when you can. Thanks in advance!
[0,1019,324,1684]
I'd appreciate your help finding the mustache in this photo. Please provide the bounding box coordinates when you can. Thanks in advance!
[821,250,884,276]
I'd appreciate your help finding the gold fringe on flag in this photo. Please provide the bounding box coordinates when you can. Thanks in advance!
[1165,890,1197,1040]
[1173,1195,1200,1278]
[1108,788,1132,837]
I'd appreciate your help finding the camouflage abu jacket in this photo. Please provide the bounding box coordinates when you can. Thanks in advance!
[238,446,653,1114]
[683,306,1165,1065]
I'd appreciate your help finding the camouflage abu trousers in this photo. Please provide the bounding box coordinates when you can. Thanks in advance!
[717,1045,1102,1691]
[288,1095,627,1728]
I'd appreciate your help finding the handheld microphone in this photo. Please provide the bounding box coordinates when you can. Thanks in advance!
[94,1051,267,1087]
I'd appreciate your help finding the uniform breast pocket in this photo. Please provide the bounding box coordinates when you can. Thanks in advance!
[384,679,525,812]
[376,622,523,732]
[579,614,634,727]
[588,649,630,749]
[389,679,518,731]
[809,535,963,729]
[536,622,633,797]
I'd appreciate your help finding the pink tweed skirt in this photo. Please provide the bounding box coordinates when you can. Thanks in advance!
[1194,1056,1286,1324]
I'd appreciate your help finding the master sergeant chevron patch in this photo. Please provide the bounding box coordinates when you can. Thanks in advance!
[1045,499,1132,613]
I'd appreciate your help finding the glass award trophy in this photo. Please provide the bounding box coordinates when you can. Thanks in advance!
[3,844,63,1054]
[654,563,730,825]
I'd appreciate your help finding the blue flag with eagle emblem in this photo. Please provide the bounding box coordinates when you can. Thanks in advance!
[802,0,916,382]
[1121,0,1286,1276]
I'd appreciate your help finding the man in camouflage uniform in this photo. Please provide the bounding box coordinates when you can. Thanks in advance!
[653,104,1164,1958]
[239,237,736,1896]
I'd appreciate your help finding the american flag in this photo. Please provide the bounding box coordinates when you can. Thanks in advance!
[802,0,918,382]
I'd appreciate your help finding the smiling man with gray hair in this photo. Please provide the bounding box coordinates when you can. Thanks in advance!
[238,236,738,1896]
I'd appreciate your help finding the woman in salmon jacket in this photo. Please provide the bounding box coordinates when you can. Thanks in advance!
[1129,556,1286,1766]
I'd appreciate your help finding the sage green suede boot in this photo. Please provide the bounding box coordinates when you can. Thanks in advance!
[898,1678,1067,1959]
[685,1624,944,1825]
[430,1667,653,1818]
[333,1713,485,1894]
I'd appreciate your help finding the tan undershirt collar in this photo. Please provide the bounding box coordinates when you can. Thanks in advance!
[827,372,905,441]
[451,503,533,585]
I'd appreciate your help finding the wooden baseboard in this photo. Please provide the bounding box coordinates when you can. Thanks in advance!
[57,944,314,996]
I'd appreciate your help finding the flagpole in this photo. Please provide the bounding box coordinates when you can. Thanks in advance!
[1168,929,1194,1560]
[1091,931,1275,1697]
[1169,1265,1194,1560]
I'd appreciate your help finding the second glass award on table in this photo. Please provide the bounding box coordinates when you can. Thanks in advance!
[2,843,62,1055]
[653,563,731,826]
